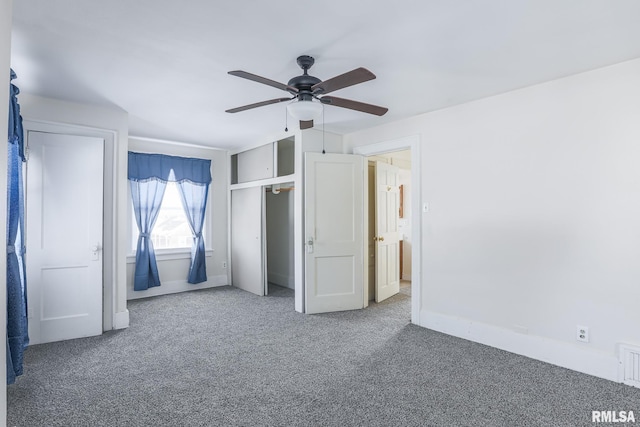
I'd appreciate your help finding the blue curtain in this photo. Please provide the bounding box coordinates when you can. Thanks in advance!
[7,69,28,384]
[128,152,211,290]
[177,181,209,284]
[128,152,211,184]
[130,179,167,291]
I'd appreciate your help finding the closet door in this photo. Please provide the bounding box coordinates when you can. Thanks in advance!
[231,187,266,296]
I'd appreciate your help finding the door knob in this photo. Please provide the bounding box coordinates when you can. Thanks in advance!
[91,243,102,261]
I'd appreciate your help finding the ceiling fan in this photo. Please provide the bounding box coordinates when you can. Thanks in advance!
[226,55,388,130]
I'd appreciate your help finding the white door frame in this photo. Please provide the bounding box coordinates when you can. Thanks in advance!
[23,120,117,332]
[353,135,421,325]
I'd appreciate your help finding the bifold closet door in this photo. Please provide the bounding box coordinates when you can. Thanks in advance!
[231,187,266,296]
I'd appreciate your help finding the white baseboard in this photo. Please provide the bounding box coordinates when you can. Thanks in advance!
[420,309,619,383]
[267,271,295,289]
[113,309,130,330]
[127,274,228,300]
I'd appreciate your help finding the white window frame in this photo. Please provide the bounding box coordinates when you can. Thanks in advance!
[126,182,214,263]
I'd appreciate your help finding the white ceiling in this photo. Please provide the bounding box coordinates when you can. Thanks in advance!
[10,1,640,150]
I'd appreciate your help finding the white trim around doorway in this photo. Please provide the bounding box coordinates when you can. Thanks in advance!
[22,119,119,332]
[353,135,421,325]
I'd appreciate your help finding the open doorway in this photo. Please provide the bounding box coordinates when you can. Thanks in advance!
[366,150,412,304]
[265,183,295,299]
[354,134,421,324]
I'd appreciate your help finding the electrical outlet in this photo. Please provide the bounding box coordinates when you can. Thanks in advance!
[222,261,227,269]
[577,325,589,342]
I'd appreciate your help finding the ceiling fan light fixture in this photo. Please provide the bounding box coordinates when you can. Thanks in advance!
[286,99,323,121]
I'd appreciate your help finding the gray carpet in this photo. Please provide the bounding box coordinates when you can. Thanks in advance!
[7,285,640,426]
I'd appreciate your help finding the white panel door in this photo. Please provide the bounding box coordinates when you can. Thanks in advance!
[305,153,364,314]
[26,131,104,344]
[231,187,266,296]
[375,161,400,302]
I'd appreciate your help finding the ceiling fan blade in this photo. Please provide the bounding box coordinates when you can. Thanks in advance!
[311,67,376,95]
[226,97,291,113]
[320,96,388,116]
[228,70,298,93]
[300,120,313,130]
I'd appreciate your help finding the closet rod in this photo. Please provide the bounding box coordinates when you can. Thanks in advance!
[266,186,295,192]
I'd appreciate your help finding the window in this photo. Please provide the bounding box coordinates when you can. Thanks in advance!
[128,151,212,288]
[130,181,206,252]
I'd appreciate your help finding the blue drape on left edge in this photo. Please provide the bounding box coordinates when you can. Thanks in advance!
[128,152,212,290]
[7,69,29,385]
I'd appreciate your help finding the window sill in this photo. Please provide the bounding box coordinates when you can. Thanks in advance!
[126,249,213,264]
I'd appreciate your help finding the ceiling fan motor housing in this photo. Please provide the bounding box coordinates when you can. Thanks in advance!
[287,75,321,99]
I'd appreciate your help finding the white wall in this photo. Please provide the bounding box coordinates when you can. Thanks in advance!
[126,137,229,299]
[1,0,13,422]
[345,58,640,382]
[301,128,343,154]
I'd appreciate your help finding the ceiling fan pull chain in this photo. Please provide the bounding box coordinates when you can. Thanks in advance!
[322,103,326,154]
[284,106,288,132]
